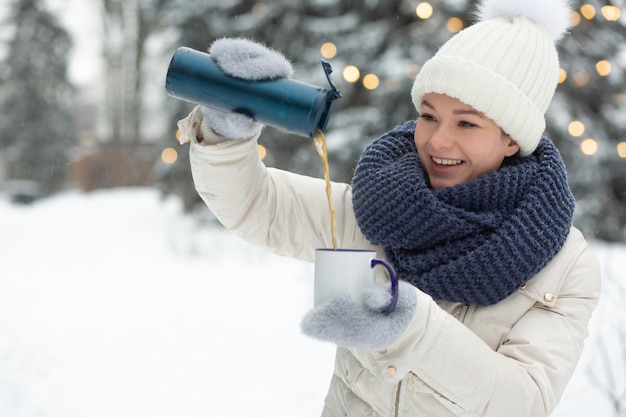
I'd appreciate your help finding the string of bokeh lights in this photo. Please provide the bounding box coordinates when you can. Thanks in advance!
[167,3,625,164]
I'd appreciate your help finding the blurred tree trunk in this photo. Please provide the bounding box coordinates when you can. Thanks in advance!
[100,0,142,144]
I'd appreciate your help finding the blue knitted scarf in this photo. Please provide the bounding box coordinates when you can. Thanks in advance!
[352,120,575,306]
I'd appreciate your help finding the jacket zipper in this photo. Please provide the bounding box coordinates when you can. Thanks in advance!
[394,381,403,417]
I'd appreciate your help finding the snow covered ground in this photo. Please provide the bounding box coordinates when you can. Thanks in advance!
[1,188,623,416]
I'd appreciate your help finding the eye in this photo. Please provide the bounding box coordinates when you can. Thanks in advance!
[418,113,437,123]
[459,120,478,128]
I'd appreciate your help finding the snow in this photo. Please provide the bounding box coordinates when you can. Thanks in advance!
[0,188,332,417]
[0,187,623,416]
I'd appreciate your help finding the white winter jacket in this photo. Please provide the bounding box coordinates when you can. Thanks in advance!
[181,107,601,417]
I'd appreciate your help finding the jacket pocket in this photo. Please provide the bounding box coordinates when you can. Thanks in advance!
[405,372,466,416]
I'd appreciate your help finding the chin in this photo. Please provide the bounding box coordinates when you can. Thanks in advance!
[429,176,468,189]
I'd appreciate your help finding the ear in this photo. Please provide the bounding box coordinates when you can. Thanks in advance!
[505,137,520,157]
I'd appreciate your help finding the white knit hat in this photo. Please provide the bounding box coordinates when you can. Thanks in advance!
[411,0,572,156]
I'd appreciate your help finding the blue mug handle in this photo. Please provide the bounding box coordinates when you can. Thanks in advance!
[370,259,398,315]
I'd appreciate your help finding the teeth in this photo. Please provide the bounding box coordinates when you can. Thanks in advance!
[432,157,462,166]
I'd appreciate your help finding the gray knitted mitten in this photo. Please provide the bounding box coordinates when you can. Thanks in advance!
[301,281,417,351]
[201,38,293,140]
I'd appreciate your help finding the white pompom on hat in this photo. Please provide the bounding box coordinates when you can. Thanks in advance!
[411,0,572,156]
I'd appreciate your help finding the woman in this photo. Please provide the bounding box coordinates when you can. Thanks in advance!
[177,0,600,415]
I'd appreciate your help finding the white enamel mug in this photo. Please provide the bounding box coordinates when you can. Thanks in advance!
[314,249,398,314]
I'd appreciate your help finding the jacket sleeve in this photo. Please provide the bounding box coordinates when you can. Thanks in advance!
[350,237,601,416]
[186,109,373,262]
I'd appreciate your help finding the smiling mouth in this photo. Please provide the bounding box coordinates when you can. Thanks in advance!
[432,156,463,166]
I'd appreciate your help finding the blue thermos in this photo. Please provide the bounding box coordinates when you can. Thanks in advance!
[165,47,342,138]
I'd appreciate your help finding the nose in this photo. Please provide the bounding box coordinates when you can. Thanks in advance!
[429,124,454,150]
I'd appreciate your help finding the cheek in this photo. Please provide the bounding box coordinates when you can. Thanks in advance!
[413,128,420,151]
[414,130,431,167]
[467,140,507,175]
[414,125,426,152]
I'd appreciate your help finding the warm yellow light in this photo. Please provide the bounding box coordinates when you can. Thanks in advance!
[384,78,401,92]
[320,42,337,59]
[257,144,267,160]
[617,142,626,158]
[580,4,596,20]
[572,71,590,87]
[581,138,598,155]
[175,129,190,144]
[406,64,420,79]
[601,5,621,21]
[596,60,612,76]
[616,90,626,105]
[343,65,360,83]
[558,68,567,84]
[446,17,464,33]
[568,121,585,137]
[363,74,380,90]
[79,130,96,145]
[251,3,268,18]
[571,11,581,26]
[161,147,178,164]
[416,2,434,19]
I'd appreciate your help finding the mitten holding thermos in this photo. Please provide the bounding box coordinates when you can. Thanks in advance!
[199,38,294,142]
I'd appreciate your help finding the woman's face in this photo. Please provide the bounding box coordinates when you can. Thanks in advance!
[414,93,520,189]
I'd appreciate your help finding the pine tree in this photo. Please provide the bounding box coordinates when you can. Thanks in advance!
[0,0,75,194]
[162,0,468,208]
[162,0,626,243]
[552,1,626,242]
